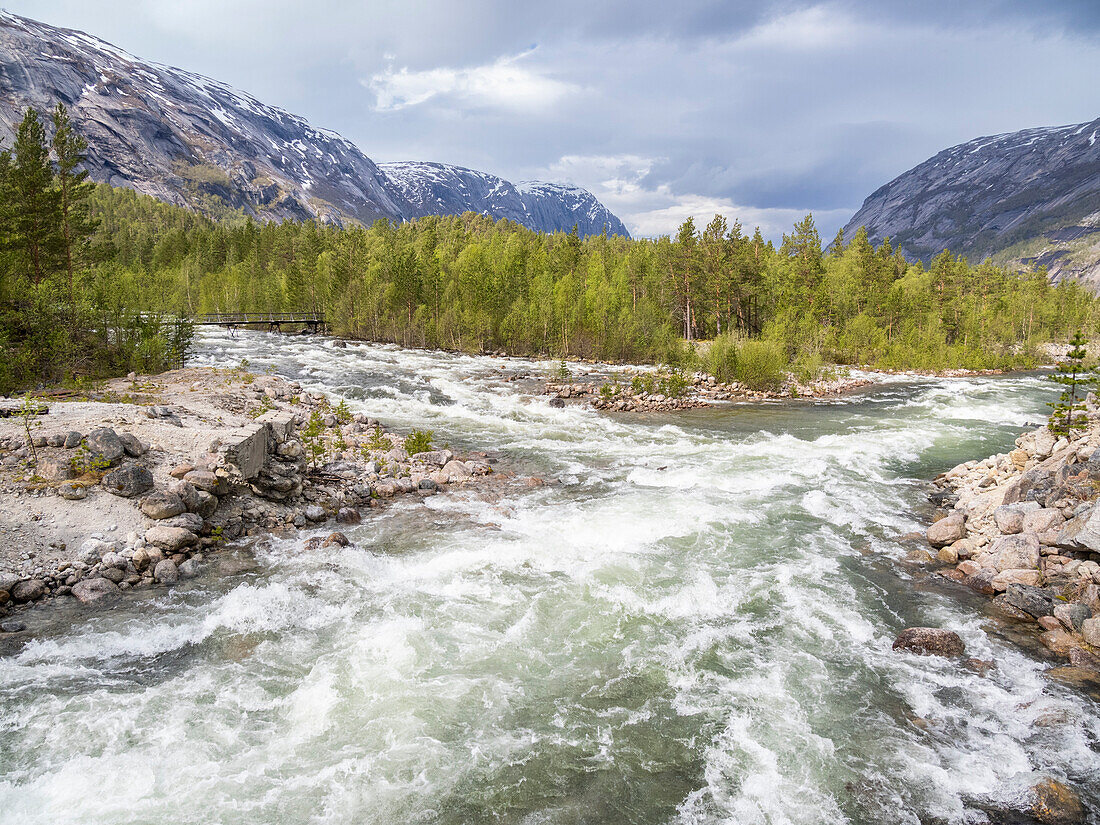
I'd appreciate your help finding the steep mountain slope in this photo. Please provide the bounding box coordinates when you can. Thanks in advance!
[842,117,1100,288]
[0,11,628,236]
[380,161,630,237]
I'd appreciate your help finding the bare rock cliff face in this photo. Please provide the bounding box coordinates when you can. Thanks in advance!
[843,118,1100,289]
[0,11,628,237]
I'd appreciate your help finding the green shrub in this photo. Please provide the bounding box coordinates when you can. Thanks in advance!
[704,334,739,383]
[334,399,353,425]
[404,429,434,454]
[735,340,787,390]
[366,425,389,452]
[792,349,825,384]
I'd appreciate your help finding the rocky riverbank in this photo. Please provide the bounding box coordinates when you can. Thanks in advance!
[544,368,873,412]
[0,366,496,622]
[925,397,1100,686]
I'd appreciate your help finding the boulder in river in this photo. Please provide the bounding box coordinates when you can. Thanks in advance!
[71,577,121,606]
[335,507,360,524]
[154,559,179,585]
[1029,777,1086,825]
[11,579,45,602]
[927,514,966,548]
[892,627,966,657]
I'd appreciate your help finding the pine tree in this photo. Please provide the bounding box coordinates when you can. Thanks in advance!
[52,103,100,315]
[9,108,62,285]
[1048,331,1098,436]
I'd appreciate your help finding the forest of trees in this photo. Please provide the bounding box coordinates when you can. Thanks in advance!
[0,106,190,394]
[3,101,1098,394]
[87,186,1098,375]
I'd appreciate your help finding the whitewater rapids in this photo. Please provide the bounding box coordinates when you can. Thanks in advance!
[1,329,1096,824]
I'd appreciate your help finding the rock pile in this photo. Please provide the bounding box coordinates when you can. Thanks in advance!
[545,370,873,412]
[928,396,1100,668]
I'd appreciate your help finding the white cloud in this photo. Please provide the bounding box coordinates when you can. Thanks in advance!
[368,49,576,112]
[737,4,863,51]
[623,194,854,240]
[536,154,852,239]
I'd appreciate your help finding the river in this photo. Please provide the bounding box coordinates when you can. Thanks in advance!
[1,329,1097,824]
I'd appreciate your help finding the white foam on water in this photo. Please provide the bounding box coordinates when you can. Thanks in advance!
[1,329,1095,824]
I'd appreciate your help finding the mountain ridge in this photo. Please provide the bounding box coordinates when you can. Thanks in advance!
[0,11,628,237]
[842,116,1100,288]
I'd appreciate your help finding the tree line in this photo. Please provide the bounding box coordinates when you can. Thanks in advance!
[3,101,1098,395]
[0,106,190,394]
[87,187,1097,373]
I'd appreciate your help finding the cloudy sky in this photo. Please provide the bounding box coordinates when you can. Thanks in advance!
[7,0,1100,239]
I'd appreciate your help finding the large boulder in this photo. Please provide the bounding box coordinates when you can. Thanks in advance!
[993,502,1040,534]
[1004,583,1054,617]
[435,460,472,484]
[218,424,268,480]
[57,481,86,500]
[892,627,966,657]
[1054,602,1091,631]
[1023,508,1066,534]
[11,579,45,602]
[101,464,154,498]
[37,455,73,482]
[144,525,199,552]
[256,410,297,443]
[989,533,1040,572]
[1029,777,1086,825]
[140,491,186,520]
[335,507,361,524]
[71,577,121,606]
[183,470,220,495]
[117,432,148,457]
[1081,617,1100,647]
[165,479,202,512]
[162,512,203,533]
[154,559,179,585]
[1032,428,1057,459]
[84,427,125,463]
[414,449,452,467]
[1054,507,1100,554]
[992,569,1043,592]
[194,490,218,518]
[927,514,966,548]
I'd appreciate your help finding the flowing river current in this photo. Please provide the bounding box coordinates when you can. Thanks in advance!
[2,328,1098,824]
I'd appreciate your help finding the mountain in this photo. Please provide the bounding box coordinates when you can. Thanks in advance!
[0,11,628,236]
[380,161,630,237]
[842,117,1100,288]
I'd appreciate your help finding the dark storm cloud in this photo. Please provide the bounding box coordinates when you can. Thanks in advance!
[5,1,1099,238]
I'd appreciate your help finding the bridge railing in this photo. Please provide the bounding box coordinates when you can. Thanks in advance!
[192,312,325,325]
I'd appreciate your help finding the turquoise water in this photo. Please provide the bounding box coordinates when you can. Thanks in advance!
[0,330,1095,824]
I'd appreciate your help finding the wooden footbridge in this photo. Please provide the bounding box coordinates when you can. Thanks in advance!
[192,312,326,333]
